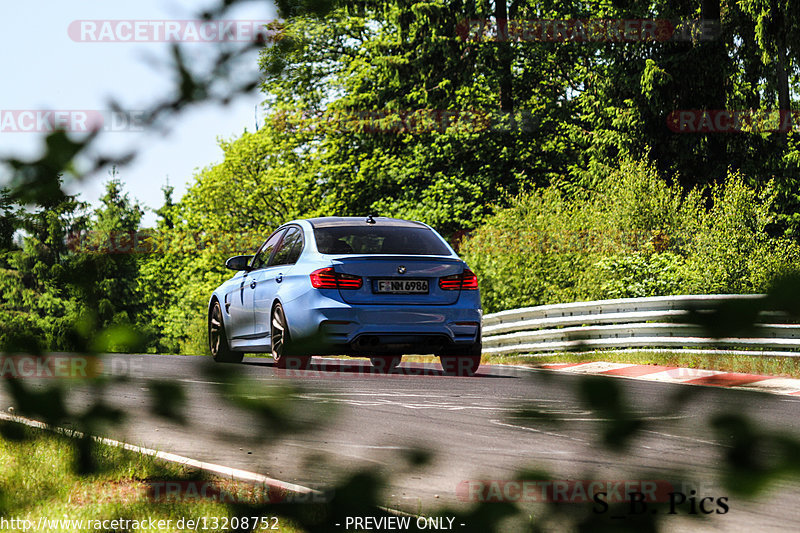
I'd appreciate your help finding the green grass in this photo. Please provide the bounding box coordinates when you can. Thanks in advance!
[0,425,306,532]
[484,350,800,379]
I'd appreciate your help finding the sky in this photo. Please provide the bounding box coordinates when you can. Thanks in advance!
[1,0,279,226]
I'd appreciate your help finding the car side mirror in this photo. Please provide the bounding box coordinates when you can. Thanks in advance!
[225,255,254,271]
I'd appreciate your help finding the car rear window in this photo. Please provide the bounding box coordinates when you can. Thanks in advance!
[314,226,451,255]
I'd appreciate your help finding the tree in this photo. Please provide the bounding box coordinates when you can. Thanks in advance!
[0,179,89,351]
[68,173,146,337]
[0,188,17,254]
[258,0,587,233]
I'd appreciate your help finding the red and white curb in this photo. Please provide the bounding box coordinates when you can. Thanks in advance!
[535,362,800,396]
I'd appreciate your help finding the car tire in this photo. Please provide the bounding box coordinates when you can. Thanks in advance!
[370,356,402,373]
[439,355,481,376]
[439,340,482,376]
[209,300,244,363]
[271,303,310,370]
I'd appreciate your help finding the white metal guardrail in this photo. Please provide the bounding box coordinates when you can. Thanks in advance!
[481,294,800,356]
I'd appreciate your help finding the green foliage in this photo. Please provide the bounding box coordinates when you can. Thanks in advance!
[593,251,686,299]
[3,1,800,531]
[0,175,154,352]
[0,189,16,252]
[461,160,800,312]
[458,186,591,313]
[137,125,325,354]
[256,0,596,233]
[3,0,800,357]
[680,177,793,293]
[0,187,87,351]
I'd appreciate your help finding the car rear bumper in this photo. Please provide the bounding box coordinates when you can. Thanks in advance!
[282,291,481,355]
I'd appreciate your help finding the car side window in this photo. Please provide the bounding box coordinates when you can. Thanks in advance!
[269,226,304,266]
[251,229,285,270]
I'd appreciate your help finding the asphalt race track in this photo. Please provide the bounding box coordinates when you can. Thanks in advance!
[2,353,800,532]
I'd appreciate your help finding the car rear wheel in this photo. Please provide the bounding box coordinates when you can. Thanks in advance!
[370,356,402,373]
[271,303,310,370]
[209,300,243,363]
[440,355,481,376]
[439,340,481,376]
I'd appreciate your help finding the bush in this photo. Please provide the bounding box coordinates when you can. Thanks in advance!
[461,161,800,313]
[681,176,800,294]
[458,187,595,313]
[589,251,686,300]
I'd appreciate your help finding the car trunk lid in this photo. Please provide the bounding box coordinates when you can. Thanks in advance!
[332,256,464,305]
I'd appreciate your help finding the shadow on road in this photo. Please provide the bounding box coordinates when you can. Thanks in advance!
[241,357,515,379]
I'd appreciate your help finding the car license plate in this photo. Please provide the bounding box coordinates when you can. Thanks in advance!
[375,279,428,294]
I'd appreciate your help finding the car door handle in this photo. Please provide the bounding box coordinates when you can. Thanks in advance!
[276,273,283,283]
[250,280,257,289]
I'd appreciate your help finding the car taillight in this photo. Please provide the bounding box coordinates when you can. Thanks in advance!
[461,269,479,289]
[336,273,363,289]
[439,269,479,290]
[310,267,363,290]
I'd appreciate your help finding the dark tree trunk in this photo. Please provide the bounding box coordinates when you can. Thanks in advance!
[495,0,513,112]
[774,7,791,138]
[701,0,727,180]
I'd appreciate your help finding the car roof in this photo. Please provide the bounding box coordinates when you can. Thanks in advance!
[304,217,428,229]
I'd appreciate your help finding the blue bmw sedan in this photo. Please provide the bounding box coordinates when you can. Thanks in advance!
[208,216,482,376]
